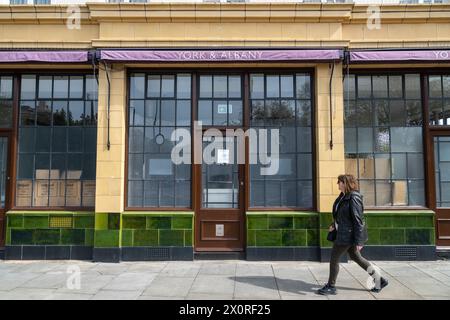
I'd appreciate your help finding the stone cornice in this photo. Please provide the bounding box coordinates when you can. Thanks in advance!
[0,3,449,24]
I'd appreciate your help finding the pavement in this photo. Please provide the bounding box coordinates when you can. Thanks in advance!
[0,259,450,300]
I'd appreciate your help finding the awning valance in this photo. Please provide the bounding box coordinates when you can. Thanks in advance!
[99,49,343,62]
[349,50,450,63]
[0,51,89,63]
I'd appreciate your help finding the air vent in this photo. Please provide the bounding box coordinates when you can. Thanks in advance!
[394,246,417,259]
[49,216,73,228]
[147,248,170,260]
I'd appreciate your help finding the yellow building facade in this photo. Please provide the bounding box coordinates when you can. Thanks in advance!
[0,3,448,261]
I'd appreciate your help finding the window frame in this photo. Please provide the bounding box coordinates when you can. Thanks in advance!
[125,68,317,212]
[345,68,450,211]
[10,70,98,211]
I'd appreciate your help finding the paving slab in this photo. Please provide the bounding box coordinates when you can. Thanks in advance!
[101,272,157,291]
[92,289,144,300]
[189,275,235,295]
[142,276,195,297]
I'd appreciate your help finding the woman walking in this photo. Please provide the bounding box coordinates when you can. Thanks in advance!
[317,174,388,295]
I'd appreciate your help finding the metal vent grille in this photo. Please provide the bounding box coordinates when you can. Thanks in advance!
[395,246,417,259]
[49,216,73,228]
[148,248,170,260]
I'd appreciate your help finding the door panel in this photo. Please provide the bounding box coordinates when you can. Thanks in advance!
[195,134,245,251]
[194,73,245,252]
[433,135,450,246]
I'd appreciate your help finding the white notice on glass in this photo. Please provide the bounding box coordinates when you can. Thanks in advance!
[217,149,230,164]
[216,224,224,237]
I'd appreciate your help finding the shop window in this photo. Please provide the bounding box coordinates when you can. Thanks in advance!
[0,76,14,128]
[16,74,97,208]
[127,73,191,208]
[198,75,243,126]
[344,74,425,207]
[428,75,450,126]
[249,73,313,208]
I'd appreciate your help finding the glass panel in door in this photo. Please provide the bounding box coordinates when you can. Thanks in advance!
[202,135,240,209]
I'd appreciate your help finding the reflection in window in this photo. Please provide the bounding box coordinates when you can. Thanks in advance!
[344,74,425,207]
[198,75,243,126]
[249,73,313,208]
[127,73,191,208]
[428,75,450,126]
[0,76,14,128]
[16,74,97,208]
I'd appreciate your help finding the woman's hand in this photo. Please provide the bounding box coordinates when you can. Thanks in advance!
[356,245,363,251]
[329,224,335,232]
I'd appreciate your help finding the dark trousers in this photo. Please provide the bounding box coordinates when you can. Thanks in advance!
[328,244,371,286]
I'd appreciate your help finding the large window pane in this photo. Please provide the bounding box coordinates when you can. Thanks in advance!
[344,73,425,207]
[128,73,192,208]
[130,74,145,99]
[17,75,97,208]
[250,73,313,208]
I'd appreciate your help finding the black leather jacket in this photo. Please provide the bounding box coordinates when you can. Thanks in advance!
[331,191,368,246]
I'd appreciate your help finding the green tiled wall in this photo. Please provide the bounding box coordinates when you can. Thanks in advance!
[94,213,121,248]
[319,211,435,247]
[6,212,95,246]
[247,212,320,247]
[121,213,194,247]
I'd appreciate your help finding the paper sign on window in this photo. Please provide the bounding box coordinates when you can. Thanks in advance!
[217,104,232,114]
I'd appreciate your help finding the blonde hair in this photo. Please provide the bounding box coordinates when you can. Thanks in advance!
[337,174,359,194]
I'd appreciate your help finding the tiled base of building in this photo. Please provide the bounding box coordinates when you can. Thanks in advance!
[246,247,320,261]
[5,245,93,260]
[3,245,436,262]
[247,246,436,262]
[93,247,194,262]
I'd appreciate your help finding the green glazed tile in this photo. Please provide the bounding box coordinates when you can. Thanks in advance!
[147,217,171,230]
[282,230,307,247]
[416,216,434,228]
[392,216,417,228]
[184,230,193,246]
[74,216,95,229]
[268,216,293,230]
[24,216,49,229]
[366,229,381,245]
[248,216,268,230]
[294,216,318,229]
[85,229,94,246]
[121,230,134,247]
[255,230,282,247]
[33,229,60,245]
[8,215,24,228]
[172,217,193,230]
[10,229,33,245]
[307,229,319,246]
[108,214,121,230]
[366,216,392,228]
[61,229,86,245]
[405,229,433,245]
[159,230,184,246]
[320,229,333,248]
[247,230,256,247]
[122,216,146,229]
[379,229,405,245]
[134,230,158,246]
[95,230,120,247]
[319,213,334,228]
